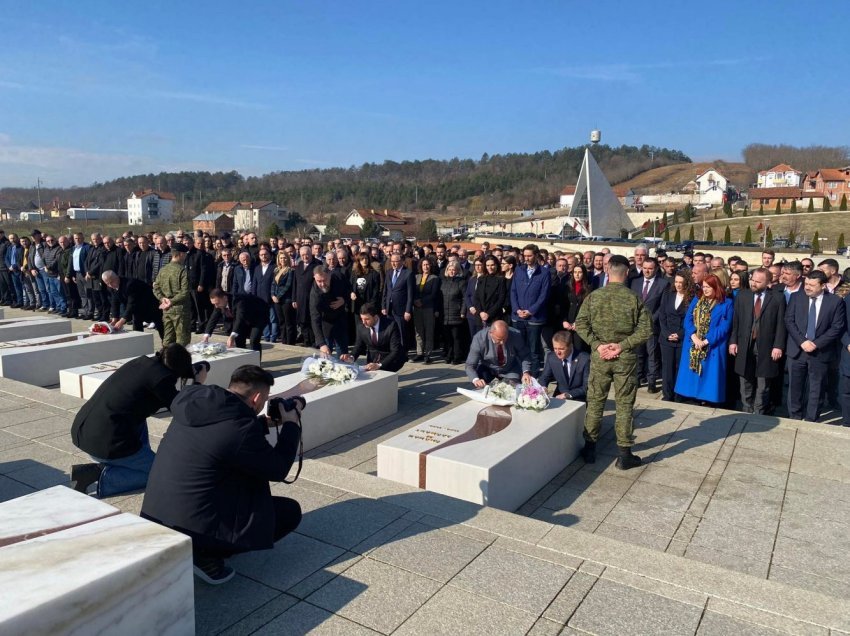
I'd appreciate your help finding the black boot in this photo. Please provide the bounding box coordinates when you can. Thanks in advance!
[70,463,103,494]
[581,441,596,464]
[615,447,642,470]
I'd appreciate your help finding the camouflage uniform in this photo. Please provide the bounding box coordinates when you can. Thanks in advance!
[153,261,191,346]
[574,281,652,448]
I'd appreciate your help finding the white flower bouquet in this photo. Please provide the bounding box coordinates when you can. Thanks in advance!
[515,380,550,412]
[456,378,518,406]
[190,342,228,358]
[301,356,360,386]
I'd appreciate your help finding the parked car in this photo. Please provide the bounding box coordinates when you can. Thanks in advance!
[693,203,712,210]
[543,234,562,241]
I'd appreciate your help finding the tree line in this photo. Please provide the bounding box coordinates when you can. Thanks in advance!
[0,144,690,217]
[742,144,849,173]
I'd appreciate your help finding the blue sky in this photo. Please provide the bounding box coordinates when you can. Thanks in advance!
[0,0,847,187]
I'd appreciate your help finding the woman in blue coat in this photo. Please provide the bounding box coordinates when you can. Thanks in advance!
[675,274,734,404]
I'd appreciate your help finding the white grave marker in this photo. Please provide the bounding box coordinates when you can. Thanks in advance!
[0,317,71,340]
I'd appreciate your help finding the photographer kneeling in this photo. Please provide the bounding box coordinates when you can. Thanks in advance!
[70,343,206,497]
[141,365,302,585]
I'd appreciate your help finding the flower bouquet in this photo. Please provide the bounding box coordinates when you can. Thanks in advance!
[88,322,118,335]
[301,356,360,386]
[189,342,228,358]
[515,380,550,412]
[457,378,517,406]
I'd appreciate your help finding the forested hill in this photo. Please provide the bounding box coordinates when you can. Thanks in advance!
[1,144,690,216]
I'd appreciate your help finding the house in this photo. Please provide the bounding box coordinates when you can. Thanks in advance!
[233,201,287,235]
[613,185,636,208]
[127,190,175,226]
[694,169,728,205]
[559,185,576,208]
[757,163,802,189]
[746,187,804,211]
[803,167,850,207]
[203,201,240,215]
[344,208,416,238]
[193,212,234,236]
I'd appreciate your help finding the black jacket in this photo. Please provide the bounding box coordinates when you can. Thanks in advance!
[71,355,179,459]
[350,316,406,372]
[101,245,123,278]
[474,275,507,322]
[440,275,467,325]
[729,288,786,378]
[110,276,161,322]
[140,384,300,551]
[205,294,269,336]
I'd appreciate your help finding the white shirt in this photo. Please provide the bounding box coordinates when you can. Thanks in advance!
[808,292,824,325]
[674,293,684,310]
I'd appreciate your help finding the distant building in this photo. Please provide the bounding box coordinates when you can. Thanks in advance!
[694,169,728,205]
[803,167,850,206]
[562,148,627,238]
[747,187,804,211]
[757,163,802,189]
[559,185,576,208]
[127,190,175,226]
[344,208,416,238]
[234,202,287,236]
[193,212,234,236]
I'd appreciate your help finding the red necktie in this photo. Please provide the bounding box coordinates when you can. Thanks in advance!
[371,327,378,345]
[642,279,650,301]
[497,344,506,366]
[752,293,762,340]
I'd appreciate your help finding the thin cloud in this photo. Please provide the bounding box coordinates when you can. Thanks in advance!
[241,144,289,151]
[540,57,766,83]
[150,90,268,110]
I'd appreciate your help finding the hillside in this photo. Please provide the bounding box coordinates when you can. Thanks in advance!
[618,161,755,194]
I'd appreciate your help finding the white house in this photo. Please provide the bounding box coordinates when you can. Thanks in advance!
[233,201,287,235]
[694,169,728,205]
[559,185,576,208]
[757,163,802,189]
[127,190,175,226]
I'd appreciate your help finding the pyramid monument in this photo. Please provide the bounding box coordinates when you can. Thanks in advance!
[565,148,627,238]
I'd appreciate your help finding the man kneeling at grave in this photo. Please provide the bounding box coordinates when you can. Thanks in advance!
[70,343,206,497]
[465,319,533,388]
[141,365,303,585]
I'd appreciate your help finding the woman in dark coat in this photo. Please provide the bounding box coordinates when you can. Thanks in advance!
[500,255,518,323]
[563,264,591,353]
[440,261,468,364]
[465,257,486,337]
[658,269,695,401]
[412,258,441,363]
[70,344,199,497]
[350,252,382,316]
[474,256,506,327]
[271,252,295,344]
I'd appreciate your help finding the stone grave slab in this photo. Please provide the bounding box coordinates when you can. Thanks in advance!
[0,331,154,386]
[0,486,194,635]
[59,347,261,399]
[0,317,71,341]
[377,398,585,511]
[266,370,398,451]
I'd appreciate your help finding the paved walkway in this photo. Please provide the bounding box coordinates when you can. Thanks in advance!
[0,312,849,634]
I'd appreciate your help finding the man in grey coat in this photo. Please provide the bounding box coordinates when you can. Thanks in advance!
[465,320,532,387]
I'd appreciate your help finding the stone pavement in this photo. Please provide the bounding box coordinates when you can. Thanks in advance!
[0,311,849,634]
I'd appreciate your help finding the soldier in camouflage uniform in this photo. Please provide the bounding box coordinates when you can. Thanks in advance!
[574,254,652,470]
[153,243,191,347]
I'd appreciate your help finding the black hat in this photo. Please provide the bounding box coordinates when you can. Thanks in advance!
[219,231,231,240]
[172,243,189,253]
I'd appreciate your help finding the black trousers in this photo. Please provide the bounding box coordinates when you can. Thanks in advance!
[788,356,828,421]
[274,301,297,344]
[131,309,164,340]
[659,342,682,401]
[0,269,10,303]
[413,307,436,355]
[236,326,265,354]
[841,373,850,426]
[190,496,302,559]
[636,333,662,386]
[442,322,467,363]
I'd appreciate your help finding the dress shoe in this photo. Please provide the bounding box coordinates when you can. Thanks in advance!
[581,441,596,464]
[615,447,642,470]
[412,354,424,362]
[647,385,660,394]
[424,356,432,365]
[70,463,103,494]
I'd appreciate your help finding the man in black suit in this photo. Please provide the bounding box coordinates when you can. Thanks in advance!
[729,268,786,414]
[629,257,668,392]
[341,303,406,372]
[382,252,414,348]
[204,288,269,355]
[101,270,163,338]
[840,294,850,426]
[310,265,349,357]
[292,246,319,346]
[785,270,847,421]
[538,331,590,401]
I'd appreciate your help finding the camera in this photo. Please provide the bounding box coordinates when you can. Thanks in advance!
[268,396,306,424]
[192,361,211,375]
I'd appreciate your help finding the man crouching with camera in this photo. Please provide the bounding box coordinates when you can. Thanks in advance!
[141,365,303,585]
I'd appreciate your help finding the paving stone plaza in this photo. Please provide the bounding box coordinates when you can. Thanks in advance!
[1,313,849,635]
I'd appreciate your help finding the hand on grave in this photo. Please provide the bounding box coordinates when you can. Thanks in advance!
[226,335,236,348]
[473,378,486,389]
[319,345,331,356]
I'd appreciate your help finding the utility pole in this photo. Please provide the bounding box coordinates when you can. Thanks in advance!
[36,177,43,222]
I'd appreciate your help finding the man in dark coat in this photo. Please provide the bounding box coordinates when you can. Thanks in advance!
[629,257,669,393]
[342,303,406,372]
[204,288,269,354]
[102,270,164,338]
[382,252,414,348]
[292,246,319,346]
[538,331,590,401]
[840,293,850,426]
[310,265,349,356]
[84,232,106,319]
[70,344,200,497]
[785,270,847,421]
[141,365,302,585]
[729,268,786,414]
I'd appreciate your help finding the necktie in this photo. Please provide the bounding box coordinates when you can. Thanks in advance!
[563,359,571,384]
[752,293,762,340]
[806,298,817,341]
[497,343,506,366]
[371,327,378,345]
[392,270,399,288]
[642,279,650,301]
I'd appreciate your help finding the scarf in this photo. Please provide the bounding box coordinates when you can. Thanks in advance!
[688,297,715,375]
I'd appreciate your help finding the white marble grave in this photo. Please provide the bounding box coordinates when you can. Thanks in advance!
[0,486,194,635]
[0,331,154,386]
[0,317,71,340]
[59,347,261,399]
[377,398,586,511]
[266,370,398,451]
[0,307,5,319]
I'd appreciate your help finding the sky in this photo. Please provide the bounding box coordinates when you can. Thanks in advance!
[0,0,847,188]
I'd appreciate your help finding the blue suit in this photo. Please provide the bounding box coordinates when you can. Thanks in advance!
[382,267,414,347]
[538,350,590,401]
[233,266,256,297]
[675,297,734,403]
[510,265,551,374]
